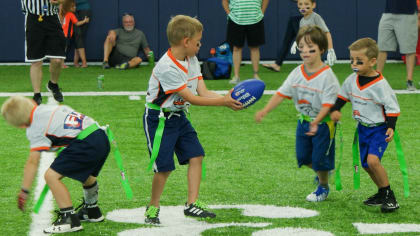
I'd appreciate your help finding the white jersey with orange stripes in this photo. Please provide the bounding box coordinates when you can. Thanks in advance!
[145,49,202,111]
[277,64,340,118]
[26,104,96,152]
[338,72,400,124]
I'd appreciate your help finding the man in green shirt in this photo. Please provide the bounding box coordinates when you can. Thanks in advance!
[103,13,151,70]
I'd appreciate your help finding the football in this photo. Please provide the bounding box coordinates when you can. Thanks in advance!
[231,79,265,108]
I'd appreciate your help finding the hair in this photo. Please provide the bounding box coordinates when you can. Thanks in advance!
[296,25,328,54]
[348,37,379,59]
[298,0,316,3]
[60,0,75,18]
[167,15,203,46]
[1,96,35,127]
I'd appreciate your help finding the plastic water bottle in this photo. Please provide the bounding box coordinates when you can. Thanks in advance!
[97,75,104,90]
[148,51,155,67]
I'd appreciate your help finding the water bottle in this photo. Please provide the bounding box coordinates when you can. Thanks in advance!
[148,51,155,67]
[97,75,104,90]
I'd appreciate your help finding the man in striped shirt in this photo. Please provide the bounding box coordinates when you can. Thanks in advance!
[21,0,66,105]
[222,0,270,84]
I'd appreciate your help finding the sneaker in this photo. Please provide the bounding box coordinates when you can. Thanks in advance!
[75,200,105,222]
[407,80,416,91]
[306,185,329,202]
[184,200,216,218]
[229,77,240,84]
[144,205,160,224]
[33,94,42,105]
[47,81,63,103]
[43,210,83,234]
[102,61,111,69]
[116,62,129,70]
[363,191,384,206]
[381,189,400,213]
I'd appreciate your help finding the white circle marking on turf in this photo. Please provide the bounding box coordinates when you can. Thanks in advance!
[353,223,420,234]
[253,227,334,236]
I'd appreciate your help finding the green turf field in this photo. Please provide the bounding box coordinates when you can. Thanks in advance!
[1,63,420,235]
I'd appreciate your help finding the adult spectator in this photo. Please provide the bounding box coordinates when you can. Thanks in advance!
[73,0,91,68]
[222,0,270,84]
[377,0,418,91]
[262,0,301,72]
[102,14,151,70]
[21,0,65,105]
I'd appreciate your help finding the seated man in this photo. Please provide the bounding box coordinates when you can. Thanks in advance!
[103,13,151,69]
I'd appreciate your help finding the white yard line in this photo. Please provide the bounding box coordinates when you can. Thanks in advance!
[29,152,55,236]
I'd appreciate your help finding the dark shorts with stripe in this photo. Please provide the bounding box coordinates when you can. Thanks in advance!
[25,13,66,61]
[226,18,265,48]
[108,47,131,67]
[143,108,205,172]
[50,129,110,183]
[295,120,335,171]
[358,123,389,168]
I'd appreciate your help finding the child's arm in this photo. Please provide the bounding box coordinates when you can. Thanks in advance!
[18,151,41,211]
[196,79,222,98]
[329,96,347,122]
[255,93,285,123]
[305,106,331,136]
[178,86,242,110]
[75,16,89,26]
[325,32,333,50]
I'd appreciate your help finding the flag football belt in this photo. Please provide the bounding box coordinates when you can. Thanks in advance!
[33,123,133,213]
[351,128,409,197]
[145,103,206,180]
[299,114,331,124]
[358,121,385,127]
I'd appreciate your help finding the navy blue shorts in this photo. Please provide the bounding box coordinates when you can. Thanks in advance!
[358,123,389,168]
[143,108,205,172]
[50,129,110,183]
[295,120,335,171]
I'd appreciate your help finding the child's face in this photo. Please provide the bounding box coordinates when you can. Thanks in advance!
[297,0,315,16]
[185,31,202,57]
[349,49,376,76]
[298,36,322,65]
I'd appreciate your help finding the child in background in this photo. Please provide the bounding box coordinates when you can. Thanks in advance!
[330,38,400,213]
[256,25,340,202]
[61,0,89,68]
[290,0,336,66]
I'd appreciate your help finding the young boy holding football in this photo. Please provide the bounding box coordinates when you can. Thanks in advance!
[143,15,242,224]
[330,38,400,213]
[1,96,109,233]
[255,25,340,202]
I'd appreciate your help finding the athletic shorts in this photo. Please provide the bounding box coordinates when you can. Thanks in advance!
[226,18,265,47]
[378,13,418,54]
[108,47,131,67]
[50,129,110,183]
[357,123,389,168]
[25,13,66,62]
[295,120,335,171]
[143,108,205,172]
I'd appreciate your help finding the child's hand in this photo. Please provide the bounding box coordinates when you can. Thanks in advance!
[84,16,90,23]
[330,110,341,122]
[290,41,298,55]
[224,89,243,111]
[17,189,29,211]
[305,122,318,136]
[255,110,267,123]
[385,128,394,142]
[327,49,337,66]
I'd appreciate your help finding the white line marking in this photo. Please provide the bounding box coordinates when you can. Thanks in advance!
[29,152,55,236]
[353,223,420,234]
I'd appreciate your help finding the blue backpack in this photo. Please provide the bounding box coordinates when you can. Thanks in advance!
[201,42,232,80]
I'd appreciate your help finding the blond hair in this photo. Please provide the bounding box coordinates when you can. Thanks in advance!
[348,37,378,59]
[296,25,328,54]
[1,96,35,127]
[167,15,203,46]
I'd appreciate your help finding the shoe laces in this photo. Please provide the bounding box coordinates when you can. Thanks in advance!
[145,206,159,218]
[52,210,65,225]
[315,185,328,196]
[75,198,86,211]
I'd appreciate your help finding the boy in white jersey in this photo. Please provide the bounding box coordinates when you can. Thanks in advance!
[290,0,336,66]
[255,25,340,202]
[143,15,242,224]
[330,38,400,213]
[1,96,110,233]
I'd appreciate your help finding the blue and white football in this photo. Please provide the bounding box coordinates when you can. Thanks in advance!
[231,79,265,108]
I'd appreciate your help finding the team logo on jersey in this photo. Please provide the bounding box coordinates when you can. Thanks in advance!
[64,112,85,130]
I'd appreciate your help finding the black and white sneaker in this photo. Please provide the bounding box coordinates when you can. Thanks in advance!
[381,189,400,213]
[43,210,83,234]
[47,81,63,102]
[33,93,42,105]
[76,201,105,222]
[363,192,384,206]
[184,201,216,218]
